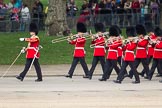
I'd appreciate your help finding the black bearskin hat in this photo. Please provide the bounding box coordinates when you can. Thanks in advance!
[76,22,87,33]
[109,26,119,37]
[126,26,136,37]
[145,22,154,33]
[94,23,105,32]
[154,27,162,37]
[29,22,38,35]
[113,25,121,35]
[135,24,146,35]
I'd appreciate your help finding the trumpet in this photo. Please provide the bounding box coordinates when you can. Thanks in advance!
[51,32,89,44]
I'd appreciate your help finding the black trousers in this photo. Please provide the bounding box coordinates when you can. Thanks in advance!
[117,61,140,82]
[19,58,42,80]
[102,59,120,79]
[148,58,162,80]
[68,57,89,76]
[117,56,128,75]
[129,58,149,77]
[141,56,162,75]
[89,56,105,77]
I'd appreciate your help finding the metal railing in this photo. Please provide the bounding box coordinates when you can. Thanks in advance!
[0,7,161,32]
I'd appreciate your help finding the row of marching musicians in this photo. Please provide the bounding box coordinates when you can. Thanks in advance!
[65,22,162,84]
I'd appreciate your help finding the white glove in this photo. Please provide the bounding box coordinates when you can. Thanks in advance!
[20,47,26,53]
[21,49,25,53]
[19,38,25,41]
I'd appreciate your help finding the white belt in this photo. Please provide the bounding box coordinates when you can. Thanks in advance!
[118,47,122,49]
[75,47,84,50]
[95,46,105,48]
[28,47,38,51]
[125,50,134,53]
[137,47,145,50]
[109,49,117,52]
[148,45,152,47]
[154,49,162,51]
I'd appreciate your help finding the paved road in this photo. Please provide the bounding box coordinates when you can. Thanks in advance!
[0,75,162,108]
[0,65,162,108]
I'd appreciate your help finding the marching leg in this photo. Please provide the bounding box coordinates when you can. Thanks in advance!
[16,59,32,81]
[141,58,149,77]
[88,57,99,79]
[129,62,140,84]
[33,58,42,81]
[79,57,89,77]
[99,56,105,74]
[129,58,140,78]
[147,59,158,80]
[114,61,128,83]
[156,63,162,77]
[99,59,112,81]
[66,57,79,78]
[112,60,120,75]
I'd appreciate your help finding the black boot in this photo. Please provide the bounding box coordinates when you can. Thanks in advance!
[16,75,23,81]
[113,80,121,84]
[65,74,72,78]
[98,78,107,81]
[132,80,140,84]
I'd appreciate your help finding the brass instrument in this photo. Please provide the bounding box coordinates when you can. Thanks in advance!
[90,36,119,48]
[51,32,89,44]
[122,37,139,44]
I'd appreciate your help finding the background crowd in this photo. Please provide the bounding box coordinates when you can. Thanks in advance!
[0,0,44,32]
[0,0,161,32]
[67,0,161,28]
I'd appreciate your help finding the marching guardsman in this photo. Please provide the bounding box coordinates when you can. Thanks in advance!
[16,23,43,82]
[144,22,162,77]
[87,23,106,80]
[114,27,140,84]
[129,24,149,78]
[99,26,122,81]
[113,25,123,67]
[146,27,162,81]
[65,22,89,78]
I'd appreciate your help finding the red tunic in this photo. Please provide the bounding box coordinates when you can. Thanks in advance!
[25,36,40,59]
[117,39,123,57]
[153,40,162,59]
[123,42,137,61]
[69,37,86,57]
[91,36,105,56]
[106,40,122,60]
[136,38,148,58]
[148,33,157,56]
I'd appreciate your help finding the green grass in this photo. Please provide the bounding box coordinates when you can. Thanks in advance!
[0,31,94,65]
[0,29,126,65]
[1,1,127,65]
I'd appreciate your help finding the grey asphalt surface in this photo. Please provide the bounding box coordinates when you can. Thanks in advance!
[0,65,162,108]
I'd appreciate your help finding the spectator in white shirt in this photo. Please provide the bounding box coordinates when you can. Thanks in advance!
[20,4,30,31]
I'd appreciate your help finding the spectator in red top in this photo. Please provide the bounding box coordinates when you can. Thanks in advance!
[131,0,140,24]
[81,0,90,16]
[131,0,140,13]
